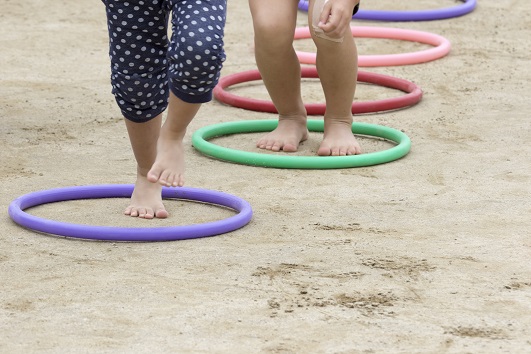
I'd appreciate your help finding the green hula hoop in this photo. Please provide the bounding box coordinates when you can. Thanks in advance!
[192,120,411,169]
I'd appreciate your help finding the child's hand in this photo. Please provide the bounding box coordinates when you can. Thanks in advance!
[317,0,359,40]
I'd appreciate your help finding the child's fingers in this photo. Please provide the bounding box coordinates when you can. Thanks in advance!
[319,13,342,34]
[319,2,332,25]
[319,7,351,38]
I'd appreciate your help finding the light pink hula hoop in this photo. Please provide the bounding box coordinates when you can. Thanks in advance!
[295,26,451,67]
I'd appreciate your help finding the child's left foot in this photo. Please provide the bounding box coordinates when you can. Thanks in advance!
[147,130,186,187]
[318,120,362,156]
[125,175,168,219]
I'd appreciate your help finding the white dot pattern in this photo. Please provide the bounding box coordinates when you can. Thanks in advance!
[103,0,227,121]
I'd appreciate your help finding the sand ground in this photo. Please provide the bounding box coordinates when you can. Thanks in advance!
[1,0,530,353]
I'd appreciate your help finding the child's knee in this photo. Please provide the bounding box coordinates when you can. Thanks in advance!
[254,21,295,53]
[111,71,169,122]
[167,41,225,103]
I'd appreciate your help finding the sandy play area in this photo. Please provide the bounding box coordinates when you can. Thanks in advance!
[1,0,530,352]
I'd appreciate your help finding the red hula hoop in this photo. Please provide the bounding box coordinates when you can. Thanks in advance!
[214,67,422,115]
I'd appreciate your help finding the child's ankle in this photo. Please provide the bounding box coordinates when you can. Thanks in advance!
[136,166,151,178]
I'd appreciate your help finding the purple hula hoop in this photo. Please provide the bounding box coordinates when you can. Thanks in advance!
[298,0,477,21]
[8,184,253,242]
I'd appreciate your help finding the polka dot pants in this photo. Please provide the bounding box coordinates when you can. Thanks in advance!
[103,0,227,122]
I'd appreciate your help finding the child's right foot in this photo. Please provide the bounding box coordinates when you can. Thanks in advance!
[124,175,168,219]
[318,119,362,156]
[147,130,186,187]
[256,117,309,152]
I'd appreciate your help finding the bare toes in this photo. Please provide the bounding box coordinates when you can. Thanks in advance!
[137,207,147,218]
[142,208,155,219]
[155,208,169,218]
[283,143,298,153]
[271,143,283,152]
[147,170,161,184]
[177,175,185,187]
[348,146,361,155]
[317,146,330,156]
[168,173,178,187]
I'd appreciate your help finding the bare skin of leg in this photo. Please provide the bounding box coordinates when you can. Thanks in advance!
[249,0,309,152]
[147,92,200,187]
[124,91,200,219]
[124,114,167,219]
[310,0,362,156]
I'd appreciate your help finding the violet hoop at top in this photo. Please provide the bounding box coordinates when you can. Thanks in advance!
[298,0,477,21]
[295,26,451,67]
[8,184,253,242]
[214,67,422,115]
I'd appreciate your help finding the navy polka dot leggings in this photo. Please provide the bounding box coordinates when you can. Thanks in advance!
[102,0,227,122]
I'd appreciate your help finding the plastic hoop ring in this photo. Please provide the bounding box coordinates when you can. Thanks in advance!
[8,184,253,242]
[214,67,422,115]
[192,119,410,169]
[298,0,477,21]
[295,26,451,67]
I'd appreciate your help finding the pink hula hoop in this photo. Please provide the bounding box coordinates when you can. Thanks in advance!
[214,67,422,115]
[295,26,451,67]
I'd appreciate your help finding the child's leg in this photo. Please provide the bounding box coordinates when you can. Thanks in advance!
[309,0,362,156]
[123,115,168,219]
[103,0,226,218]
[147,0,227,186]
[124,94,198,218]
[146,93,200,188]
[103,0,172,218]
[249,0,309,152]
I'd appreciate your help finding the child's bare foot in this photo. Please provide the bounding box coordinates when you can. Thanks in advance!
[318,120,362,156]
[125,175,168,219]
[147,130,185,187]
[256,116,309,152]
